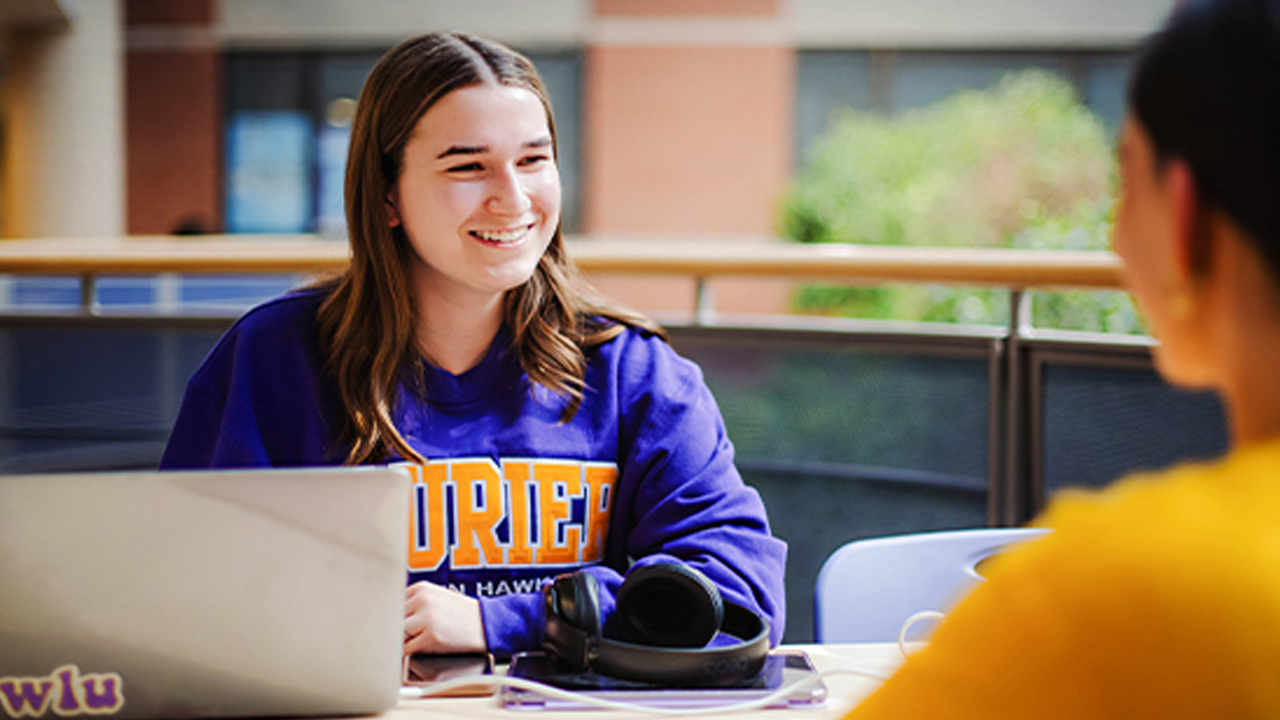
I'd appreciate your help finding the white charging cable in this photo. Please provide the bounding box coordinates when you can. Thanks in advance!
[399,666,892,715]
[896,610,946,657]
[400,612,947,714]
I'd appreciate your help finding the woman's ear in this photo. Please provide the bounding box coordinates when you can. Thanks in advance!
[1164,159,1212,284]
[386,193,402,228]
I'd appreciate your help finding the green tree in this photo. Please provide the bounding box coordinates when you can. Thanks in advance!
[781,70,1143,333]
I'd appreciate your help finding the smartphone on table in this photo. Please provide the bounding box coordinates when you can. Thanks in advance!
[402,653,496,697]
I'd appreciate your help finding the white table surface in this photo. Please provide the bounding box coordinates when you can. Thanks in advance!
[388,643,906,719]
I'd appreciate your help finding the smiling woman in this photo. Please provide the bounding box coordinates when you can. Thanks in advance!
[156,31,787,671]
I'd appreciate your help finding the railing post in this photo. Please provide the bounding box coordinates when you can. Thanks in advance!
[987,331,1007,527]
[80,273,100,316]
[695,277,715,326]
[999,289,1033,525]
[156,272,181,315]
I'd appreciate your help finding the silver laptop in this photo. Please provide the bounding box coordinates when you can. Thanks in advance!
[0,466,410,719]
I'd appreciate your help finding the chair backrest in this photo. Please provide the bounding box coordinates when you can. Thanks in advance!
[814,527,1049,643]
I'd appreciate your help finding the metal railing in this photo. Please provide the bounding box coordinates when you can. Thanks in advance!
[0,234,1222,528]
[0,233,1123,313]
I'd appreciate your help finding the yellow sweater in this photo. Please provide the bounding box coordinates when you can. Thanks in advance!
[845,440,1280,719]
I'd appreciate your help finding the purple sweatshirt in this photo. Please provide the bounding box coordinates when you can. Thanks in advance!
[161,289,787,657]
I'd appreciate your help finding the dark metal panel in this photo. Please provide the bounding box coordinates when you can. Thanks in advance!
[1024,343,1228,519]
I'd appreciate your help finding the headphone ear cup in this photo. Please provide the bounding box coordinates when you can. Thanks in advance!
[615,563,723,648]
[557,571,602,637]
[544,571,605,670]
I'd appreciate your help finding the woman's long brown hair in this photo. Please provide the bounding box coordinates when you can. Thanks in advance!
[316,32,664,465]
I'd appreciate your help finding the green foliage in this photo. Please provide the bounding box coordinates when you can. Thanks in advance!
[781,70,1145,334]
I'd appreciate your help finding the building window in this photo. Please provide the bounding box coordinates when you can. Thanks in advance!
[796,49,1134,160]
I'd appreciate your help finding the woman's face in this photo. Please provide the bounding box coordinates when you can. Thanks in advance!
[1113,116,1213,386]
[388,83,561,309]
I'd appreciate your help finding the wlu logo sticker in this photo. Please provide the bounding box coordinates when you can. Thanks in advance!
[0,666,124,718]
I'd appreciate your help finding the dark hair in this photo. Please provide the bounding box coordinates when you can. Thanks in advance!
[1129,0,1280,274]
[315,32,663,465]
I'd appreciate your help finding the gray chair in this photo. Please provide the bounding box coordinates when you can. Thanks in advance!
[814,528,1049,643]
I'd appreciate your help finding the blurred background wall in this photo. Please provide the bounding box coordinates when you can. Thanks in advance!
[0,0,1174,315]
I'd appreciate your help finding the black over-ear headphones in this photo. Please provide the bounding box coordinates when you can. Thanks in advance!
[542,562,771,687]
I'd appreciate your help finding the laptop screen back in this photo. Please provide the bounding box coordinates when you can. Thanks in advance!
[0,467,409,720]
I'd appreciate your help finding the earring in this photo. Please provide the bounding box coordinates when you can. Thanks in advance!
[1166,280,1199,320]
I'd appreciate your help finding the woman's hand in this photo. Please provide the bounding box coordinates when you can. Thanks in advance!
[404,580,487,655]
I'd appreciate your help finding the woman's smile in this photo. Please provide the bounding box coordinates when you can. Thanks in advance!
[469,223,536,246]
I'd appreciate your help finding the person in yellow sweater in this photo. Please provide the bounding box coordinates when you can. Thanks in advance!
[845,0,1280,717]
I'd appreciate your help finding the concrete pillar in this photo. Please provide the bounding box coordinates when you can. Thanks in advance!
[2,0,125,238]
